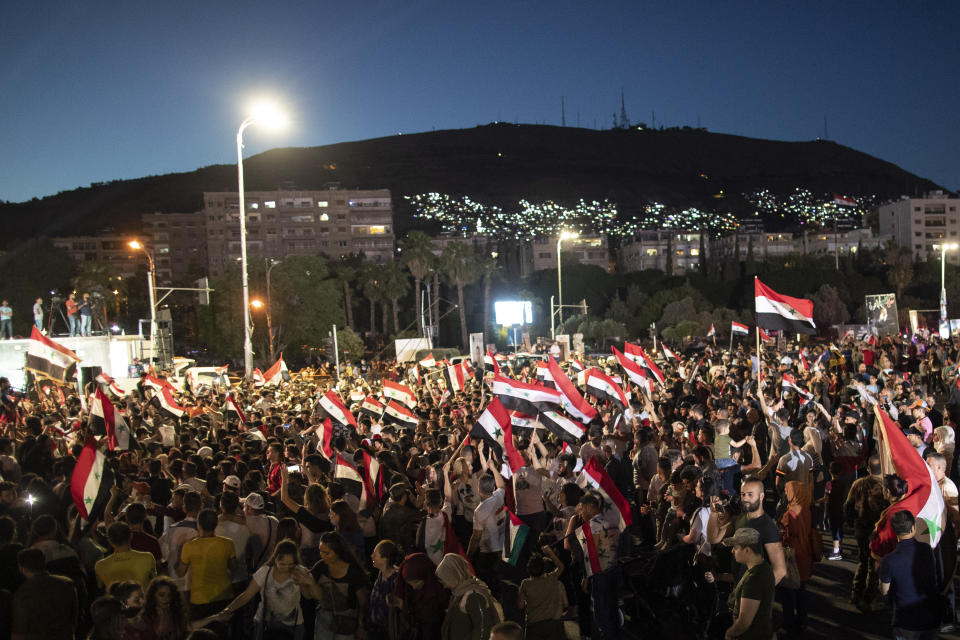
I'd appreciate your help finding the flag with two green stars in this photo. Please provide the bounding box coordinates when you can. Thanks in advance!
[70,435,115,521]
[870,407,945,555]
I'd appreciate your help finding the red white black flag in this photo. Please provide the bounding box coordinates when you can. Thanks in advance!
[755,278,816,334]
[25,327,80,383]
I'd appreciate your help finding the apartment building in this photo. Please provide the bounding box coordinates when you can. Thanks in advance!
[618,230,705,273]
[203,188,395,276]
[531,235,610,272]
[878,191,960,263]
[52,233,147,280]
[140,212,207,285]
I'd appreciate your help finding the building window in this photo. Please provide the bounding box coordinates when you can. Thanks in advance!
[337,241,348,247]
[290,215,314,223]
[645,249,658,256]
[320,213,329,221]
[265,201,276,208]
[318,201,328,208]
[538,252,552,259]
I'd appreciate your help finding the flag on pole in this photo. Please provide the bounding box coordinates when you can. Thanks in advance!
[577,456,632,530]
[443,362,467,393]
[731,321,750,335]
[612,346,653,398]
[503,509,530,566]
[360,395,384,420]
[316,390,358,429]
[25,326,80,384]
[576,521,603,577]
[252,368,265,386]
[707,323,716,338]
[71,436,114,520]
[539,410,586,445]
[623,342,665,386]
[584,368,630,412]
[317,418,335,459]
[547,357,597,423]
[833,194,856,207]
[89,388,130,451]
[758,327,773,342]
[871,407,945,555]
[484,350,501,375]
[755,278,816,334]
[333,454,365,501]
[470,397,524,475]
[263,355,291,386]
[152,386,185,418]
[799,351,810,372]
[535,361,555,389]
[383,400,419,428]
[781,374,813,401]
[382,379,416,409]
[491,374,563,415]
[419,353,436,368]
[225,393,247,424]
[661,344,678,361]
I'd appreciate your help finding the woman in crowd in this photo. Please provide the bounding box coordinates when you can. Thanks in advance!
[780,480,817,634]
[328,500,365,565]
[126,576,190,640]
[434,553,500,640]
[393,552,449,640]
[366,540,403,640]
[297,532,369,640]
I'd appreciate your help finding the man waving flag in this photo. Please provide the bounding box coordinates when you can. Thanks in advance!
[755,277,816,334]
[871,407,945,556]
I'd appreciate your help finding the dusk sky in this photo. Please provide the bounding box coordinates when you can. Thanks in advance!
[2,1,957,203]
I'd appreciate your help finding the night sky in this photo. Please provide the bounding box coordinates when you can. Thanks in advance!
[2,1,958,203]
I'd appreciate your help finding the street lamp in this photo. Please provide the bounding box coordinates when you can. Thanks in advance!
[128,240,156,353]
[237,101,287,379]
[937,242,959,324]
[556,230,579,332]
[264,258,281,363]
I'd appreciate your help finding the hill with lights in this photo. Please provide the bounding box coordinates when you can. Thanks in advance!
[0,123,942,244]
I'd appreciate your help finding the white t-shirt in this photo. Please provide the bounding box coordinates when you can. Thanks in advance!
[252,564,307,625]
[215,519,251,583]
[422,502,454,566]
[473,488,506,553]
[690,506,712,556]
[455,476,481,523]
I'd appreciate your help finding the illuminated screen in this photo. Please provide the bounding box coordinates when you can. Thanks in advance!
[494,300,532,326]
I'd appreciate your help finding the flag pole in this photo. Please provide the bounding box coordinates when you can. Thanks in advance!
[729,324,734,354]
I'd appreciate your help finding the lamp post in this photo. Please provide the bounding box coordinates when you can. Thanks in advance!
[556,230,579,334]
[236,102,286,379]
[938,242,959,324]
[264,258,281,362]
[128,240,156,353]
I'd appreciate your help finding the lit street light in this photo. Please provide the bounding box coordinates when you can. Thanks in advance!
[128,240,157,355]
[237,101,287,379]
[937,242,959,327]
[556,230,579,332]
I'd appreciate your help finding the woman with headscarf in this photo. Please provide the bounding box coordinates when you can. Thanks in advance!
[391,552,449,640]
[780,481,817,634]
[434,553,500,640]
[803,422,826,526]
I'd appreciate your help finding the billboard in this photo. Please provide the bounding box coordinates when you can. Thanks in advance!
[865,293,899,337]
[494,300,533,326]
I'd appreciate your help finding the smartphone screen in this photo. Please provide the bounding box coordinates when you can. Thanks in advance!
[287,465,301,473]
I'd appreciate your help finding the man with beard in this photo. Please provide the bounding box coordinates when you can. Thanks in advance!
[711,476,786,585]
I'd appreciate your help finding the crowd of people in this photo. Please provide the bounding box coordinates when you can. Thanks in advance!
[0,329,958,640]
[0,293,94,339]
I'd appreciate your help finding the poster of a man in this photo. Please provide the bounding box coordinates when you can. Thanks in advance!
[865,293,899,336]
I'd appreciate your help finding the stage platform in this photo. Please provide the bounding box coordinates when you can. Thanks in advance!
[0,334,153,389]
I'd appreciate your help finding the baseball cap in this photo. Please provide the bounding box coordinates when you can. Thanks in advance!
[723,527,761,547]
[242,492,265,510]
[223,475,241,490]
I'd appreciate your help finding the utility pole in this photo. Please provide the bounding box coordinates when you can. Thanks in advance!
[620,88,629,128]
[561,96,566,126]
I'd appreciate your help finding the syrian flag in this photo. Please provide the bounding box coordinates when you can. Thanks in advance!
[535,361,556,389]
[661,344,678,361]
[781,373,813,401]
[25,327,80,384]
[252,368,265,387]
[799,351,810,372]
[484,350,501,375]
[225,393,247,424]
[570,358,585,373]
[755,278,816,334]
[584,368,630,412]
[419,353,437,368]
[547,357,597,423]
[383,400,419,428]
[71,436,115,521]
[360,395,384,420]
[143,374,175,394]
[214,365,231,388]
[470,397,525,476]
[333,453,365,501]
[623,342,665,386]
[577,456,632,530]
[707,323,716,337]
[443,362,467,393]
[871,407,946,555]
[758,327,773,342]
[503,509,531,566]
[833,194,857,207]
[153,386,186,418]
[96,373,132,399]
[612,347,653,398]
[492,374,563,416]
[576,522,604,577]
[89,388,130,451]
[509,411,538,434]
[316,390,358,430]
[360,449,383,509]
[731,321,750,335]
[317,418,335,459]
[382,379,416,409]
[263,355,291,386]
[539,410,586,445]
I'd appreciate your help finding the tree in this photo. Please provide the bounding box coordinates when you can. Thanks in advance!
[380,260,411,334]
[359,261,385,338]
[400,231,435,336]
[811,283,850,328]
[884,246,913,301]
[441,241,480,349]
[478,254,500,343]
[0,240,77,337]
[331,257,359,331]
[665,234,674,276]
[335,326,365,363]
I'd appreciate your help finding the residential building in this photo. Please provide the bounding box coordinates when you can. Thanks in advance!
[531,235,610,272]
[52,233,146,280]
[618,230,705,273]
[202,188,394,276]
[878,191,960,263]
[140,212,207,285]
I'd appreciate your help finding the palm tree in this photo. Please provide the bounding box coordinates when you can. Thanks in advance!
[400,231,435,336]
[478,254,500,343]
[441,242,480,349]
[381,260,411,334]
[360,261,383,337]
[331,257,358,330]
